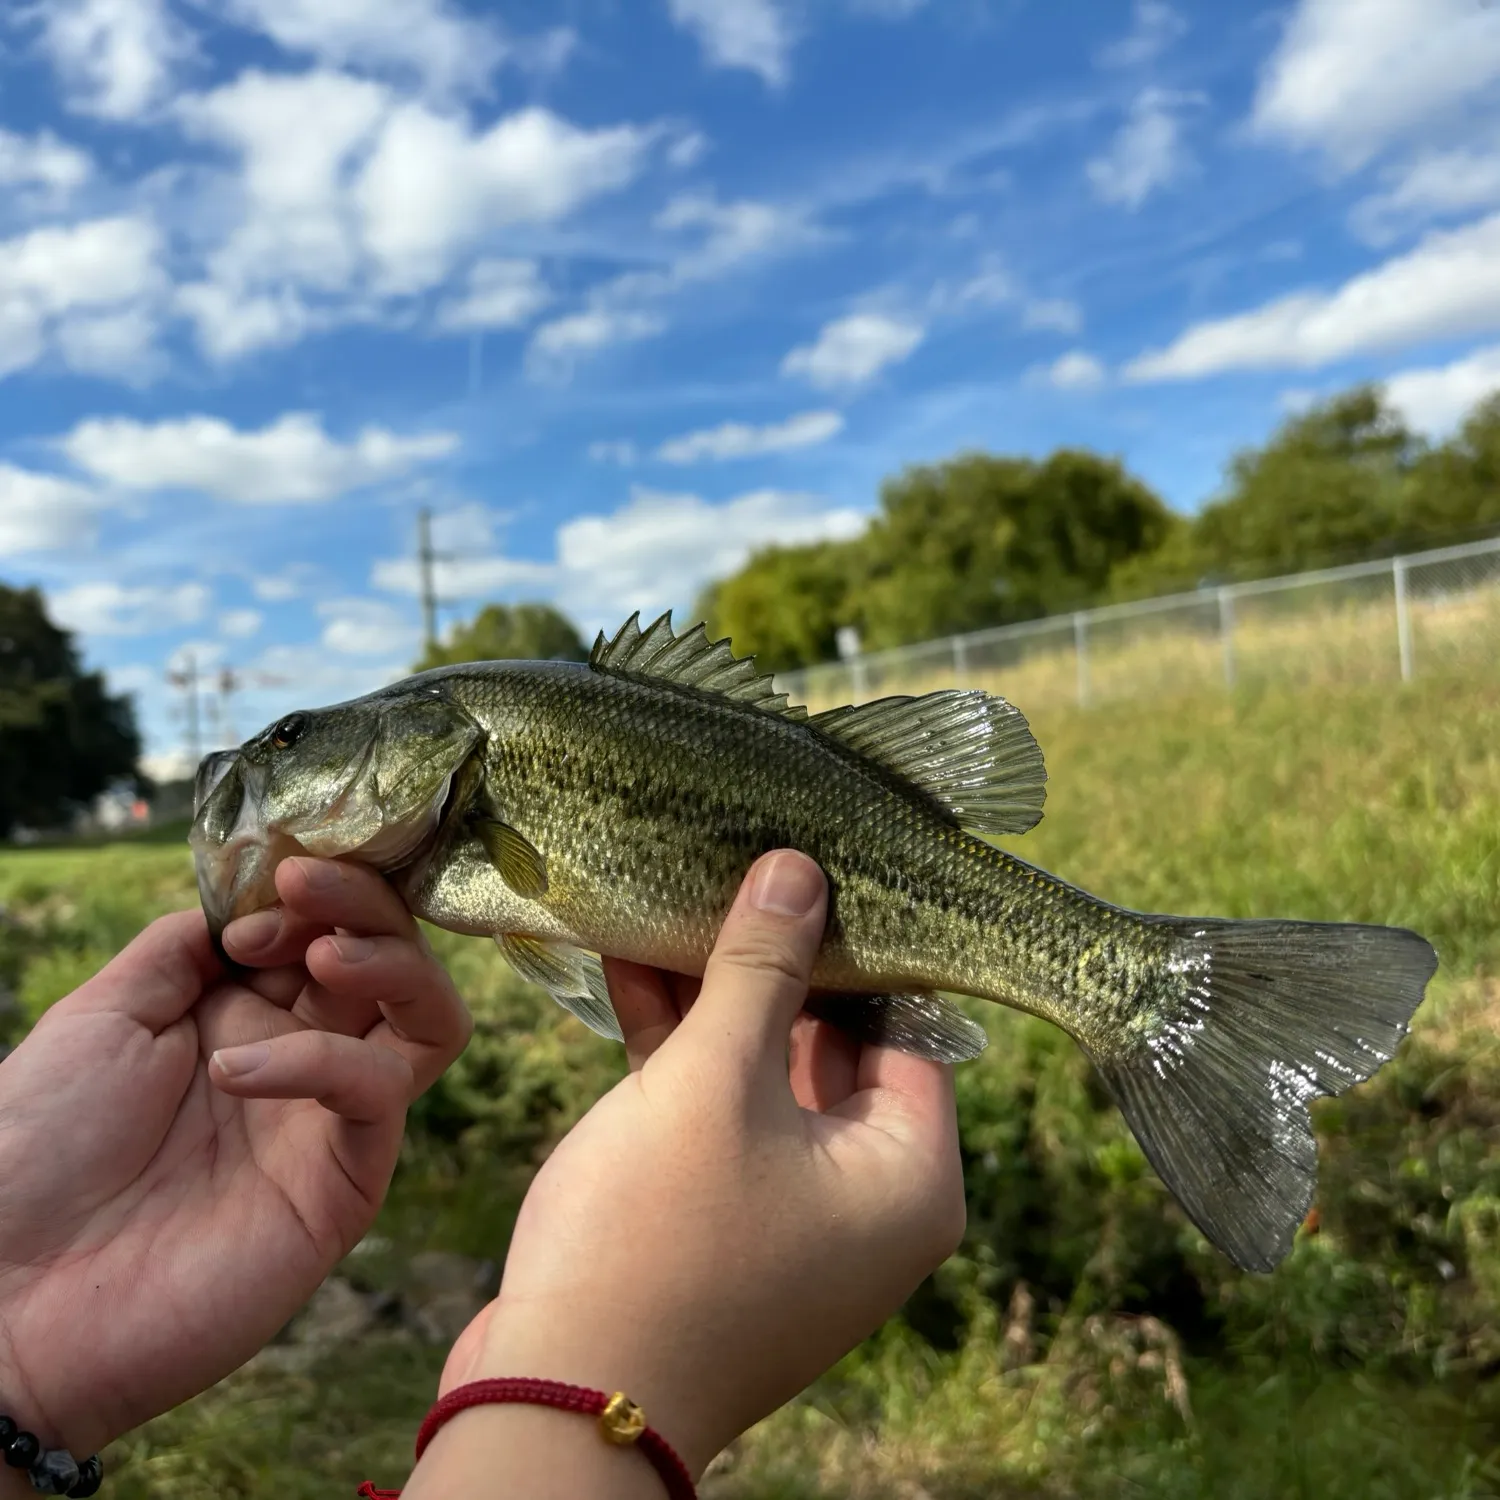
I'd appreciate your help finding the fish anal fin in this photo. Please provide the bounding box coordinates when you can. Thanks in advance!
[496,934,622,1042]
[810,690,1047,835]
[804,991,988,1062]
[476,818,549,899]
[591,610,808,721]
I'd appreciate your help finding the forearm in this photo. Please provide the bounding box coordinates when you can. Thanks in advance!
[401,1404,667,1500]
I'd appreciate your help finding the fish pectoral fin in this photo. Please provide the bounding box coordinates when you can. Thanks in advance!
[803,990,988,1063]
[476,818,549,899]
[809,691,1047,836]
[496,934,622,1043]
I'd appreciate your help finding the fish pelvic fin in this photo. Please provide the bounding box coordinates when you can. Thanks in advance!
[804,991,989,1062]
[1092,917,1437,1274]
[497,934,622,1042]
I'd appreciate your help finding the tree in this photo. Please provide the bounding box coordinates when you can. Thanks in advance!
[696,539,859,673]
[1406,391,1500,542]
[857,449,1174,648]
[1192,387,1420,576]
[0,586,141,838]
[416,602,588,671]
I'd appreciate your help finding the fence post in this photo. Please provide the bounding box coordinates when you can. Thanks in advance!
[952,632,968,683]
[1393,555,1413,682]
[1073,612,1090,707]
[1217,586,1236,689]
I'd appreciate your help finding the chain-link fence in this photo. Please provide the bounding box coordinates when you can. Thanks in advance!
[774,535,1500,713]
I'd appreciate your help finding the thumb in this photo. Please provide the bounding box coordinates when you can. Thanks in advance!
[673,850,827,1083]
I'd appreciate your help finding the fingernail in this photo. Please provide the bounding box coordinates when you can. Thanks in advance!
[331,935,375,964]
[223,909,280,955]
[293,858,342,891]
[749,852,822,917]
[213,1042,270,1078]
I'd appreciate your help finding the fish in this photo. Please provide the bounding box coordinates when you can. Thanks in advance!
[190,611,1437,1273]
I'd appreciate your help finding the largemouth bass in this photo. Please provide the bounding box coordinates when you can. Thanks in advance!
[191,612,1436,1272]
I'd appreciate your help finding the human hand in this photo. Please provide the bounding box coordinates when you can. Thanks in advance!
[0,857,471,1470]
[425,850,966,1483]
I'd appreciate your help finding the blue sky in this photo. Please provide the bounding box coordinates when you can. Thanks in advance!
[4,0,1500,776]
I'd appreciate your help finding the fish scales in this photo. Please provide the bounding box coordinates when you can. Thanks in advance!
[190,611,1437,1273]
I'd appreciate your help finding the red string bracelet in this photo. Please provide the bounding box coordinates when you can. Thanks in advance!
[356,1377,697,1499]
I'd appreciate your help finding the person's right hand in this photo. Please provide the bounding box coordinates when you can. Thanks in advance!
[427,849,967,1481]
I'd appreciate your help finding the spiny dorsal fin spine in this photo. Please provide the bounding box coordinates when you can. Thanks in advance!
[589,610,808,721]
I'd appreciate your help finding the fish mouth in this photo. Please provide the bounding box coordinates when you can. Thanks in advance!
[189,745,464,965]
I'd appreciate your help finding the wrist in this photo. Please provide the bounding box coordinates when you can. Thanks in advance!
[466,1307,722,1479]
[404,1401,666,1500]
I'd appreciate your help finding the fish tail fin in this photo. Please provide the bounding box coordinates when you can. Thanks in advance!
[1089,917,1436,1272]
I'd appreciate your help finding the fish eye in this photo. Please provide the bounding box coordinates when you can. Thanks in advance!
[269,712,309,750]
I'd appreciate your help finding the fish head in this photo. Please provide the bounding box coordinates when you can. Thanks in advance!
[190,682,484,950]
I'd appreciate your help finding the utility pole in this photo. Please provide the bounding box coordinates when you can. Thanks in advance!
[167,651,202,769]
[418,506,439,656]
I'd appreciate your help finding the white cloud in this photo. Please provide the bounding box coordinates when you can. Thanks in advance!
[357,103,649,293]
[588,440,639,465]
[1086,89,1196,209]
[1022,298,1084,334]
[371,484,865,632]
[0,465,105,557]
[251,567,315,601]
[1126,211,1500,380]
[0,216,162,379]
[51,581,209,637]
[1353,143,1500,242]
[553,486,864,628]
[526,308,665,379]
[37,0,188,119]
[175,282,311,362]
[179,69,390,295]
[55,306,160,379]
[654,193,819,276]
[221,0,504,97]
[1029,350,1106,390]
[0,129,91,199]
[318,597,418,657]
[1384,344,1500,435]
[1097,1,1186,68]
[781,312,924,388]
[667,0,792,88]
[1251,0,1500,169]
[436,258,551,331]
[219,608,264,638]
[657,410,844,464]
[176,72,650,355]
[62,411,459,503]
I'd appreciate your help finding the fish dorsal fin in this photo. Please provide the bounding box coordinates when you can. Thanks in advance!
[590,611,808,720]
[810,689,1047,834]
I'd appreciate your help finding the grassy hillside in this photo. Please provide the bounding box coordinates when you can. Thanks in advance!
[1,669,1497,1497]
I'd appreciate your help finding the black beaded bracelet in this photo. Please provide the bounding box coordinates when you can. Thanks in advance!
[0,1416,102,1496]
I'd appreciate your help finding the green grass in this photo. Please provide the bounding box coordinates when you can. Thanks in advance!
[3,668,1499,1497]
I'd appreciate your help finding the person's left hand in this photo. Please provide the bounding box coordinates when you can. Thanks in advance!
[0,856,472,1464]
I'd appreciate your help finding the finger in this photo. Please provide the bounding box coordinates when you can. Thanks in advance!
[221,906,333,971]
[788,1012,860,1111]
[305,932,472,1095]
[247,964,312,1008]
[58,910,220,1033]
[674,850,827,1081]
[209,1028,414,1123]
[832,1049,959,1152]
[602,957,679,1071]
[277,857,423,941]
